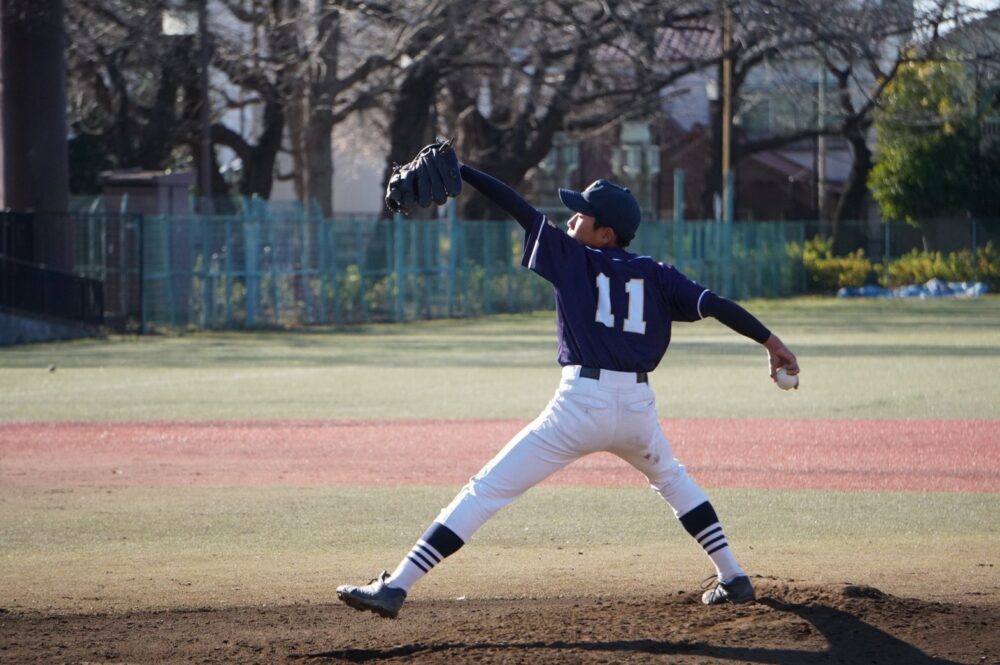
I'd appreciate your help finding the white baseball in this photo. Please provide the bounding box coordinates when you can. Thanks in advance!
[775,367,798,390]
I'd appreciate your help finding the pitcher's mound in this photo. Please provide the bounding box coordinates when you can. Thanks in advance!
[2,580,996,663]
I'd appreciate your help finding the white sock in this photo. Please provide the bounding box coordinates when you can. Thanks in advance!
[386,555,426,592]
[694,524,745,582]
[385,523,464,593]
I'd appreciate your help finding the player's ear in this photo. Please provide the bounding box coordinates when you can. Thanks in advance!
[600,226,618,247]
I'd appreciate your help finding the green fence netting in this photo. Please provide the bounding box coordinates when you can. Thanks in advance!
[137,213,806,330]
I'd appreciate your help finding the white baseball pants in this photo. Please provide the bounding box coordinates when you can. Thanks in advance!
[436,365,709,543]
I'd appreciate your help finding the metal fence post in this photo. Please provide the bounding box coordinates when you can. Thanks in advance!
[884,221,891,263]
[394,212,405,321]
[318,219,328,323]
[245,220,259,327]
[484,224,494,315]
[224,220,233,327]
[137,214,146,333]
[266,215,280,325]
[673,168,685,270]
[330,220,341,324]
[722,171,735,297]
[447,200,458,317]
[302,216,315,324]
[160,217,176,328]
[200,216,211,328]
[972,217,979,282]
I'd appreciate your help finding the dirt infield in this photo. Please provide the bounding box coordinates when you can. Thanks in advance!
[2,418,997,491]
[1,581,996,664]
[2,418,998,664]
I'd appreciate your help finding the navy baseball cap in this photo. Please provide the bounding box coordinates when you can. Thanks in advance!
[558,180,641,243]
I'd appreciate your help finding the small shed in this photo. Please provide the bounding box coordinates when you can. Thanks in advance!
[99,170,195,215]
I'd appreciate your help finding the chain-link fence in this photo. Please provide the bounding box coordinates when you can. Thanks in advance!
[26,210,994,332]
[135,210,806,330]
[74,212,143,330]
[803,217,1000,259]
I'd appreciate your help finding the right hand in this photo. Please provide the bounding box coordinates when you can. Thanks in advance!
[763,334,799,385]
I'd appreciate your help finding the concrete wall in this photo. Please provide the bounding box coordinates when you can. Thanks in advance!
[0,309,92,346]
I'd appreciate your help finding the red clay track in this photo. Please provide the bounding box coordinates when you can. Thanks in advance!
[1,419,997,492]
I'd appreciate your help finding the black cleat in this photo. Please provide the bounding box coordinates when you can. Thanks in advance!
[337,571,407,618]
[702,575,756,605]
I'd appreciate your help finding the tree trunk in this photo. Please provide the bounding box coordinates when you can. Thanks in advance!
[380,62,439,219]
[361,60,439,275]
[304,4,339,216]
[701,96,723,220]
[286,95,307,203]
[832,121,873,254]
[243,98,283,199]
[1,0,71,268]
[137,40,186,170]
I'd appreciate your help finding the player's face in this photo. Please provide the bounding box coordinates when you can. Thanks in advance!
[567,212,600,245]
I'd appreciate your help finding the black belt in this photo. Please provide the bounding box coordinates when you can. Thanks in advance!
[580,366,648,383]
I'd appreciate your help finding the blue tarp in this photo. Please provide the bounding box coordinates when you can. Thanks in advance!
[837,278,988,299]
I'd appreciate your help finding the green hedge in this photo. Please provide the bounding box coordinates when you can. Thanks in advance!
[797,236,878,291]
[799,236,1000,292]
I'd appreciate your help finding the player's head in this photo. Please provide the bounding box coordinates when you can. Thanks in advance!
[558,179,641,248]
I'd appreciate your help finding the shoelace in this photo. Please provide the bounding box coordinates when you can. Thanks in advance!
[701,574,722,590]
[700,574,734,603]
[365,570,391,587]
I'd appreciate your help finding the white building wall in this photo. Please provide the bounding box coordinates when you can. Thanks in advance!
[267,122,384,215]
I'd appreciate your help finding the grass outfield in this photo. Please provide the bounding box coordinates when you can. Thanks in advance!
[1,485,997,613]
[2,296,999,421]
[1,297,998,615]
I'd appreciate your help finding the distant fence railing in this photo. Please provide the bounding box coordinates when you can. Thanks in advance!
[135,211,807,330]
[74,212,144,331]
[9,209,992,333]
[804,217,1000,259]
[0,211,35,261]
[0,257,103,325]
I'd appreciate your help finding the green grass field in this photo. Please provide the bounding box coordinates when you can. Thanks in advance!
[2,485,995,612]
[1,297,998,613]
[3,297,999,421]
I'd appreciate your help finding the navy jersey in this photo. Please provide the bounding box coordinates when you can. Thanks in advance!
[522,216,710,372]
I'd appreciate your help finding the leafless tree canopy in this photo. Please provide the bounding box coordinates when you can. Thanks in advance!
[61,0,998,217]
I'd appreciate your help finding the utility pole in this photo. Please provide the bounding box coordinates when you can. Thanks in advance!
[197,0,213,213]
[720,1,734,297]
[721,2,734,223]
[817,65,827,221]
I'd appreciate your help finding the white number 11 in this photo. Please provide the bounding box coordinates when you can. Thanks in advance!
[595,274,646,334]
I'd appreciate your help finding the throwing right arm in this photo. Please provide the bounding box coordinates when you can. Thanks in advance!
[699,293,799,383]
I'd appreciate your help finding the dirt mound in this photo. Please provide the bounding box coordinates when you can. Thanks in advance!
[1,581,996,664]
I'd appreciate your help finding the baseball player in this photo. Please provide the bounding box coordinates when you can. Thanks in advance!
[337,155,799,618]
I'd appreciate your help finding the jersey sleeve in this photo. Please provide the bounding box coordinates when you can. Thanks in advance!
[459,164,542,233]
[520,215,580,286]
[659,263,711,323]
[699,292,772,343]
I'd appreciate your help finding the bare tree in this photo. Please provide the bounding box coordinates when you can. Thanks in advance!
[269,0,399,214]
[65,0,400,209]
[716,0,985,235]
[379,0,716,220]
[65,0,200,175]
